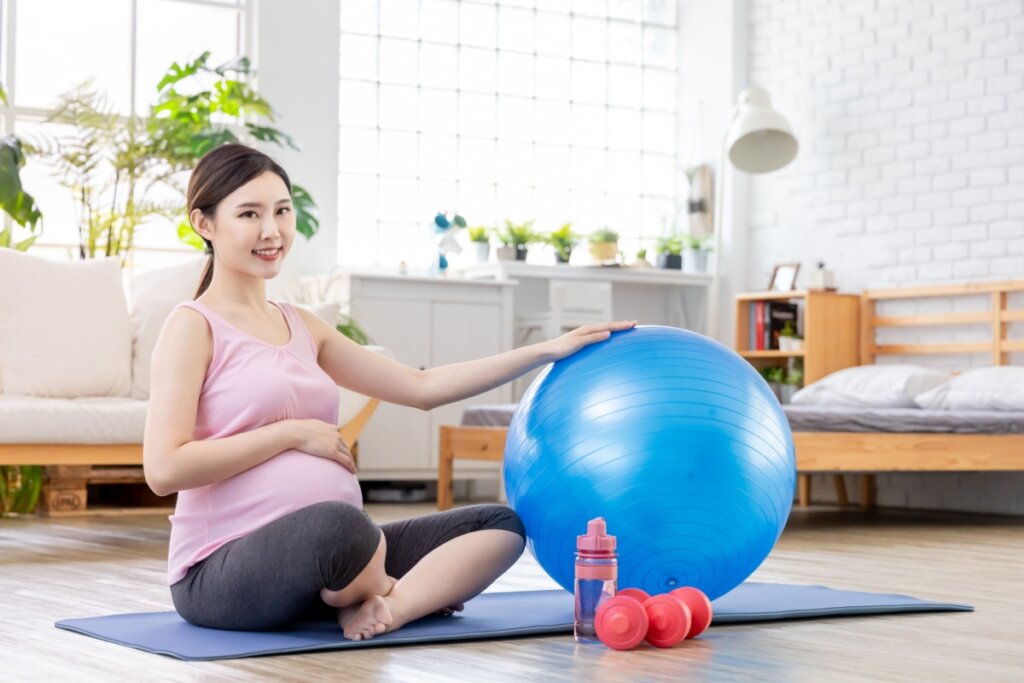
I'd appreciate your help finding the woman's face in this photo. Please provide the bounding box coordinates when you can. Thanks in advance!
[192,171,296,280]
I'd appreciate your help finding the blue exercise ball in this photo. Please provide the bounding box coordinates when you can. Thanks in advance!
[503,325,795,600]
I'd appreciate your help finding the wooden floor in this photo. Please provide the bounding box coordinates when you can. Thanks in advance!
[2,504,1022,682]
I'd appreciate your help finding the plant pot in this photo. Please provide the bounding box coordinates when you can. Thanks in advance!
[684,247,709,273]
[495,246,517,261]
[656,253,682,269]
[472,242,490,263]
[778,336,804,352]
[515,246,529,261]
[779,384,798,404]
[589,241,618,263]
[554,249,572,264]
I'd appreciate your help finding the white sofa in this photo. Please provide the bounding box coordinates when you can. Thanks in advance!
[0,250,383,513]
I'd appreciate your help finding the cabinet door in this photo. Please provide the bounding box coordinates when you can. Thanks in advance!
[428,302,507,469]
[349,297,431,472]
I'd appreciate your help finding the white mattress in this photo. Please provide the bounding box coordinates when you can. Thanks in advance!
[460,403,1024,435]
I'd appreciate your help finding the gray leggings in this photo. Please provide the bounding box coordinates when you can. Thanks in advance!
[170,501,525,631]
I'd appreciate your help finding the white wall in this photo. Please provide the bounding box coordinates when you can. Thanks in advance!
[745,0,1024,514]
[252,0,340,280]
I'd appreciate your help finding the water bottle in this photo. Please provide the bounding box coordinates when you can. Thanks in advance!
[574,517,617,643]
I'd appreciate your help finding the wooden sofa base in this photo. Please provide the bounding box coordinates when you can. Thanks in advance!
[437,426,1024,511]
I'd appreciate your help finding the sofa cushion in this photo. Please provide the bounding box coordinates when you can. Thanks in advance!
[0,250,132,397]
[0,396,147,444]
[128,257,207,399]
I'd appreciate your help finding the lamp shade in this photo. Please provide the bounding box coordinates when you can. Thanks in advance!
[725,86,798,174]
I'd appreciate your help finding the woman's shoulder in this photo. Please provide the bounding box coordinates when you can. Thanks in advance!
[160,304,214,354]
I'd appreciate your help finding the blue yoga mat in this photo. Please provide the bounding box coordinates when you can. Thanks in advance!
[55,582,971,661]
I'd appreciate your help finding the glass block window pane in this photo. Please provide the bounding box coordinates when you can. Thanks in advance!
[17,0,132,114]
[339,0,679,267]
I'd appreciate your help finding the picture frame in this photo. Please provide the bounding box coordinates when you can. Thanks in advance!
[769,263,800,292]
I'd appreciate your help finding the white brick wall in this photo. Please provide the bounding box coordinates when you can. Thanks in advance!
[746,0,1024,515]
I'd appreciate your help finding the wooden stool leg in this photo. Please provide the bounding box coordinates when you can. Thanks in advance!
[797,474,811,507]
[832,474,849,507]
[859,474,877,508]
[437,427,454,511]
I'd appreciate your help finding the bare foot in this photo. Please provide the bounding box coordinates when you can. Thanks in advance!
[338,595,394,641]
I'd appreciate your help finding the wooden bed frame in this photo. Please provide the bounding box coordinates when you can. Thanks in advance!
[0,399,380,515]
[438,280,1024,511]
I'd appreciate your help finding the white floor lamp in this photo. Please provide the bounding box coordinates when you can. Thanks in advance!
[708,85,799,339]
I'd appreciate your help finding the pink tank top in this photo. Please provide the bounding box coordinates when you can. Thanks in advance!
[166,300,362,585]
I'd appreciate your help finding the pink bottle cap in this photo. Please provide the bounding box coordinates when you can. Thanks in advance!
[577,517,616,553]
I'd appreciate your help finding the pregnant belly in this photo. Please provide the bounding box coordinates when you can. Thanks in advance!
[216,449,363,513]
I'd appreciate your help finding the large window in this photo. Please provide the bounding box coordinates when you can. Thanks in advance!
[3,0,248,271]
[338,0,679,268]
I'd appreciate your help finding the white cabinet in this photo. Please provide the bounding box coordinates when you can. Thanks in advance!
[334,272,515,480]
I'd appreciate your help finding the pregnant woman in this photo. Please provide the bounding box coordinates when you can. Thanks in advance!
[143,143,635,640]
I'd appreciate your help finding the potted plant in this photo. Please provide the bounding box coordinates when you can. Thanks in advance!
[466,225,491,263]
[780,367,803,404]
[760,366,785,402]
[547,222,578,264]
[683,234,713,273]
[777,320,804,352]
[655,234,683,269]
[15,52,320,264]
[496,220,536,261]
[632,247,652,268]
[588,227,619,263]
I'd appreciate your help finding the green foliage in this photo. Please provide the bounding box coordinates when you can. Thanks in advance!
[780,320,798,337]
[0,465,44,517]
[497,219,538,248]
[589,227,619,244]
[635,248,647,259]
[467,226,490,243]
[546,222,578,259]
[760,366,785,384]
[656,234,683,255]
[0,82,43,251]
[784,367,804,386]
[686,233,715,251]
[336,316,371,345]
[10,52,320,261]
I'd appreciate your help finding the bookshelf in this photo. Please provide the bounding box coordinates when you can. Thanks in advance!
[734,290,861,385]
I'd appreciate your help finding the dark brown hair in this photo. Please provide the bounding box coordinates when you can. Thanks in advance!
[186,143,292,298]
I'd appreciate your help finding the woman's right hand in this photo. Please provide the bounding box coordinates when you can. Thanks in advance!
[289,419,358,474]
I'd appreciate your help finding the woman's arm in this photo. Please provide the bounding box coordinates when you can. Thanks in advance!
[143,309,355,496]
[296,307,635,412]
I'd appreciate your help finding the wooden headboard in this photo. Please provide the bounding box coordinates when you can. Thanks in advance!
[860,280,1024,365]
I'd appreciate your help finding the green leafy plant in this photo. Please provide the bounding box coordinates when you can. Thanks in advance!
[0,466,43,517]
[760,366,785,384]
[546,222,578,261]
[636,248,647,259]
[497,219,537,248]
[656,234,683,255]
[589,227,619,244]
[784,367,804,386]
[467,226,490,243]
[780,320,798,338]
[337,316,371,345]
[0,84,43,251]
[677,233,715,251]
[19,52,319,262]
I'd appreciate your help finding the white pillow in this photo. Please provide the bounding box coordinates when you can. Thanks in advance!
[914,367,1024,411]
[0,250,133,398]
[790,364,952,408]
[294,300,340,326]
[128,257,207,399]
